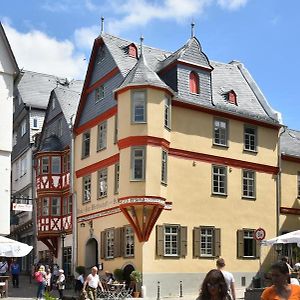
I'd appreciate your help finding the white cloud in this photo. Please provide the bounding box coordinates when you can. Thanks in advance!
[3,23,87,80]
[107,0,212,35]
[217,0,248,10]
[74,25,99,51]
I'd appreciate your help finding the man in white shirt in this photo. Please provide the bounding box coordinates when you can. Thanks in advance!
[83,266,104,300]
[216,258,236,300]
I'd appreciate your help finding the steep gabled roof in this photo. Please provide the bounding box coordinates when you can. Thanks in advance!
[117,54,172,93]
[16,70,65,109]
[0,22,18,76]
[281,129,300,159]
[101,33,171,77]
[53,80,83,124]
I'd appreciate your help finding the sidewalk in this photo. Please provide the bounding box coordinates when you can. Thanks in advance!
[6,275,245,299]
[6,274,77,299]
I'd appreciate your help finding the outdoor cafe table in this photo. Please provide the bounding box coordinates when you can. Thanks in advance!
[0,276,9,298]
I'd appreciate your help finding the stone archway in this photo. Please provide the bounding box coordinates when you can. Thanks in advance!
[85,238,98,270]
[123,264,135,287]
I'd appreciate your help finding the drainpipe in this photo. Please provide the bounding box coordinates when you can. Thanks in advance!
[69,115,77,275]
[276,126,286,236]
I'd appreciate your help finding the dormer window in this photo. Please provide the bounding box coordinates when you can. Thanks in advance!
[225,90,237,105]
[128,43,137,58]
[189,71,199,94]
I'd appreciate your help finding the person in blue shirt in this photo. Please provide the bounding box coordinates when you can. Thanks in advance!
[10,258,20,288]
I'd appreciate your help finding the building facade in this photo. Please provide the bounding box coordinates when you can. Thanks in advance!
[11,70,62,271]
[34,80,82,274]
[0,22,18,235]
[73,31,283,297]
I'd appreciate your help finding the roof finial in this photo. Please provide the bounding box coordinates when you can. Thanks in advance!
[191,20,195,38]
[140,35,144,57]
[101,16,104,34]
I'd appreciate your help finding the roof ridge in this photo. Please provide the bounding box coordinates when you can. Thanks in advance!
[22,69,65,79]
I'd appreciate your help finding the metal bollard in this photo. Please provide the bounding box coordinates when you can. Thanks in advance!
[179,280,183,297]
[157,281,160,300]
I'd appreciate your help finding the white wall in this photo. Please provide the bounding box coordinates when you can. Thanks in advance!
[0,152,11,234]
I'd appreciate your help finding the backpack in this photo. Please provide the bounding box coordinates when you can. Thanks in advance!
[35,271,43,283]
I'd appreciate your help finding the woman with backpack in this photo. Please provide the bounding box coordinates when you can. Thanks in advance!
[34,265,46,300]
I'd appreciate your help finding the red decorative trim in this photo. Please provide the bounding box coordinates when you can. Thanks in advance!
[75,106,117,135]
[74,38,103,129]
[281,154,300,163]
[86,67,119,94]
[75,153,119,178]
[77,206,121,222]
[280,207,300,215]
[115,85,173,100]
[158,60,212,76]
[118,136,170,150]
[169,147,279,174]
[173,99,281,130]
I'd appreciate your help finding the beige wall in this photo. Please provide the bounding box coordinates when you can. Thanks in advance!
[171,106,278,166]
[280,159,300,232]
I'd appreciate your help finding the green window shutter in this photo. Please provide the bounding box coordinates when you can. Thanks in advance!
[180,226,187,257]
[237,230,244,258]
[255,239,260,258]
[120,226,125,258]
[214,228,221,257]
[156,225,164,257]
[100,231,105,259]
[114,227,121,258]
[193,227,200,258]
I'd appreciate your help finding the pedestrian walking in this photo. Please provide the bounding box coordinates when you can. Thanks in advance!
[45,267,52,292]
[56,269,65,300]
[197,269,231,300]
[34,265,46,300]
[83,266,104,300]
[216,258,236,300]
[10,258,20,288]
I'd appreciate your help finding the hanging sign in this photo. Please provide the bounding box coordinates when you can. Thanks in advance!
[12,203,33,212]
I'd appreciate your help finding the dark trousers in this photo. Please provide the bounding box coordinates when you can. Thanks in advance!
[58,288,64,299]
[12,274,19,287]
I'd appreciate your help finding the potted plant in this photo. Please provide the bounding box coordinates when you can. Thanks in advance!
[130,270,142,297]
[114,268,124,282]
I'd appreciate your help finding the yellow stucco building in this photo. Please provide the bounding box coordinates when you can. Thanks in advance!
[73,31,286,297]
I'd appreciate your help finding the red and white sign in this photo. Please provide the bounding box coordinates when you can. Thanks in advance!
[254,227,266,240]
[12,203,33,212]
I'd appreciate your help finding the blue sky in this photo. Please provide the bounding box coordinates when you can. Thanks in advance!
[1,0,299,129]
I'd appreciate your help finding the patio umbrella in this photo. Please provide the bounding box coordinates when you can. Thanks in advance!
[261,230,300,247]
[0,236,33,257]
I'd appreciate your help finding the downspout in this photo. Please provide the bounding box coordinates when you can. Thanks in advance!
[69,115,77,275]
[276,126,286,235]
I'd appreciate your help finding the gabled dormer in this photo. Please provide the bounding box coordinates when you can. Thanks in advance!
[224,90,237,105]
[158,36,213,106]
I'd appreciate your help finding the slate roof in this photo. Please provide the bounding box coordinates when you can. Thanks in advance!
[281,129,300,158]
[53,80,83,124]
[40,134,64,151]
[118,54,172,92]
[100,33,281,125]
[157,37,212,72]
[17,70,65,109]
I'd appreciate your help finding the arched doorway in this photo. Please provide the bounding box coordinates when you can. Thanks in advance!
[123,264,135,287]
[85,238,98,270]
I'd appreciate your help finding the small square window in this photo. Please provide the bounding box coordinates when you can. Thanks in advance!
[95,86,104,103]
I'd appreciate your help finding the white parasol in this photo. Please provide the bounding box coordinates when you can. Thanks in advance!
[261,230,300,247]
[0,236,33,257]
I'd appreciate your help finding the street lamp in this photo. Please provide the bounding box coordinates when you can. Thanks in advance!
[61,230,66,271]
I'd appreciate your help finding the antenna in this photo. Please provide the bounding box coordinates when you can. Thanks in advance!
[101,16,104,34]
[140,35,144,56]
[191,20,195,38]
